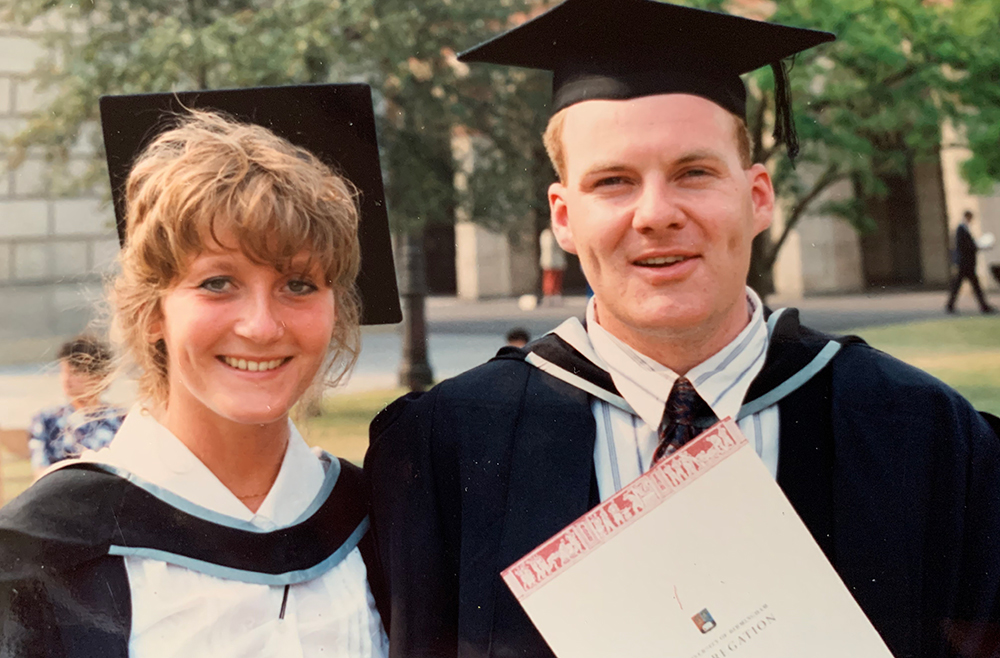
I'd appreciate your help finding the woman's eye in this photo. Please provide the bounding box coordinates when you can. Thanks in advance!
[199,277,231,293]
[286,279,318,295]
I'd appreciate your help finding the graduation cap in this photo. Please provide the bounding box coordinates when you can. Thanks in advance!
[458,0,835,160]
[99,84,401,325]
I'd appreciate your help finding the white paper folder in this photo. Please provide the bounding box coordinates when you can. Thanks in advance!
[502,419,895,658]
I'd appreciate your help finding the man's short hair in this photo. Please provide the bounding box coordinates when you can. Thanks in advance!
[58,335,114,377]
[964,210,974,221]
[543,102,754,183]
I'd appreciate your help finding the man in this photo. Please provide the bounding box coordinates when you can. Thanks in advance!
[946,210,996,314]
[365,1,1000,657]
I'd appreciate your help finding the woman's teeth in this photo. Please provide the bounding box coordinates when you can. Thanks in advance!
[224,357,286,372]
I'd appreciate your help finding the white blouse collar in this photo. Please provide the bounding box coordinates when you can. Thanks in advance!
[90,404,325,530]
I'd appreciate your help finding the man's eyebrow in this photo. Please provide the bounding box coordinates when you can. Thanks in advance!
[580,161,630,177]
[674,149,726,165]
[581,150,727,178]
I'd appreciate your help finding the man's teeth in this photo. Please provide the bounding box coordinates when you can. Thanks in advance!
[224,357,286,372]
[637,255,688,266]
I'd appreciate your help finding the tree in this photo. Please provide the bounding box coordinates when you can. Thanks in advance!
[317,0,550,389]
[2,1,364,186]
[1,0,550,391]
[680,0,1000,294]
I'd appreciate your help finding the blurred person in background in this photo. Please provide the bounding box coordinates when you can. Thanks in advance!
[946,210,996,315]
[28,335,126,479]
[505,327,531,348]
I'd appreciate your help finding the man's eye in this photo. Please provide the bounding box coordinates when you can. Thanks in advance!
[287,279,318,295]
[199,277,231,293]
[595,176,627,187]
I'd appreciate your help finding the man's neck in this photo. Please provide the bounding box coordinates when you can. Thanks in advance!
[592,300,752,376]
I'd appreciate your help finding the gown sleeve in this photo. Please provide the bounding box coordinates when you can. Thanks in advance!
[365,389,462,658]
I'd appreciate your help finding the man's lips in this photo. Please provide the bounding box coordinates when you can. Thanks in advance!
[633,254,698,267]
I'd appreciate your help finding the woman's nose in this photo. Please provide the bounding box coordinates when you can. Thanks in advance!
[235,290,285,343]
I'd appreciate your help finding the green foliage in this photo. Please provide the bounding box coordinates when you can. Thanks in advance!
[0,0,547,233]
[348,0,550,232]
[7,0,1000,247]
[680,0,1000,271]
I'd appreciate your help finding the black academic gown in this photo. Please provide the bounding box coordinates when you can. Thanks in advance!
[365,309,1000,658]
[0,457,385,657]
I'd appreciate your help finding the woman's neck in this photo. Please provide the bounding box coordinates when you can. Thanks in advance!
[154,402,290,514]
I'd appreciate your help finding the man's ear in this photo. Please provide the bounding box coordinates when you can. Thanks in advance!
[549,181,578,254]
[748,163,775,236]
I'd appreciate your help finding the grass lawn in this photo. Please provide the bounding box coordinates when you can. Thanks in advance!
[3,316,1000,505]
[847,316,1000,415]
[297,388,407,465]
[0,389,406,505]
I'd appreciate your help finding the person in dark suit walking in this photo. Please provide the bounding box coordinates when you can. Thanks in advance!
[946,210,996,314]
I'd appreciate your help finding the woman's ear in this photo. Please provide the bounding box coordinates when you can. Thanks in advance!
[147,303,164,343]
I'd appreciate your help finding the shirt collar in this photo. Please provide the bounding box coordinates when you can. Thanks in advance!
[91,404,325,529]
[586,288,769,430]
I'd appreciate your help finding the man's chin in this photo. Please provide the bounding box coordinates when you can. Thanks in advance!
[602,307,711,341]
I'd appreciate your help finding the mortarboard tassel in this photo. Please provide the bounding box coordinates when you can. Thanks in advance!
[770,58,799,163]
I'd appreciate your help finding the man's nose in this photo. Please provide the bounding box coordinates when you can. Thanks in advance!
[632,177,685,232]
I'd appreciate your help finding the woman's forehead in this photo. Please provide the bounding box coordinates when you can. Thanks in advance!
[188,222,324,269]
[182,238,324,274]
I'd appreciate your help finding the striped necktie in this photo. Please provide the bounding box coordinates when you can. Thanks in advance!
[652,376,718,465]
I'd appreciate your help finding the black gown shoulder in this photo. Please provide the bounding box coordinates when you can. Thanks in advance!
[0,457,377,657]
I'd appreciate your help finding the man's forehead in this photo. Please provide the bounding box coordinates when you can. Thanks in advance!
[562,93,731,126]
[560,95,738,167]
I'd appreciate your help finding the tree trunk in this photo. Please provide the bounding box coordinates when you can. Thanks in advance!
[397,230,434,391]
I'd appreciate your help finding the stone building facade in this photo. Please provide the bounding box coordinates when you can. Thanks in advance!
[1,18,119,364]
[770,136,1000,301]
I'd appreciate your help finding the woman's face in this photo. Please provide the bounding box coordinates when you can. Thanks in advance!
[154,233,335,428]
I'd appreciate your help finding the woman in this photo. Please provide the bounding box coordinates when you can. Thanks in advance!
[0,107,388,657]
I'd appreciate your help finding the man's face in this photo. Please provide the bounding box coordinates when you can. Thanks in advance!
[548,94,775,348]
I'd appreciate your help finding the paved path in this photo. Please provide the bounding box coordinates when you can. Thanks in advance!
[1,289,996,428]
[421,289,991,335]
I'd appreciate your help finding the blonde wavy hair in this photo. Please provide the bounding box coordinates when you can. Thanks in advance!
[111,109,362,406]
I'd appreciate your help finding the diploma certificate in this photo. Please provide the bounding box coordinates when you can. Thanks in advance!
[502,419,895,658]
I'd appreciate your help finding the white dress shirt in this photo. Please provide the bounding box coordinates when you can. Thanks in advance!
[583,288,780,501]
[86,406,388,658]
